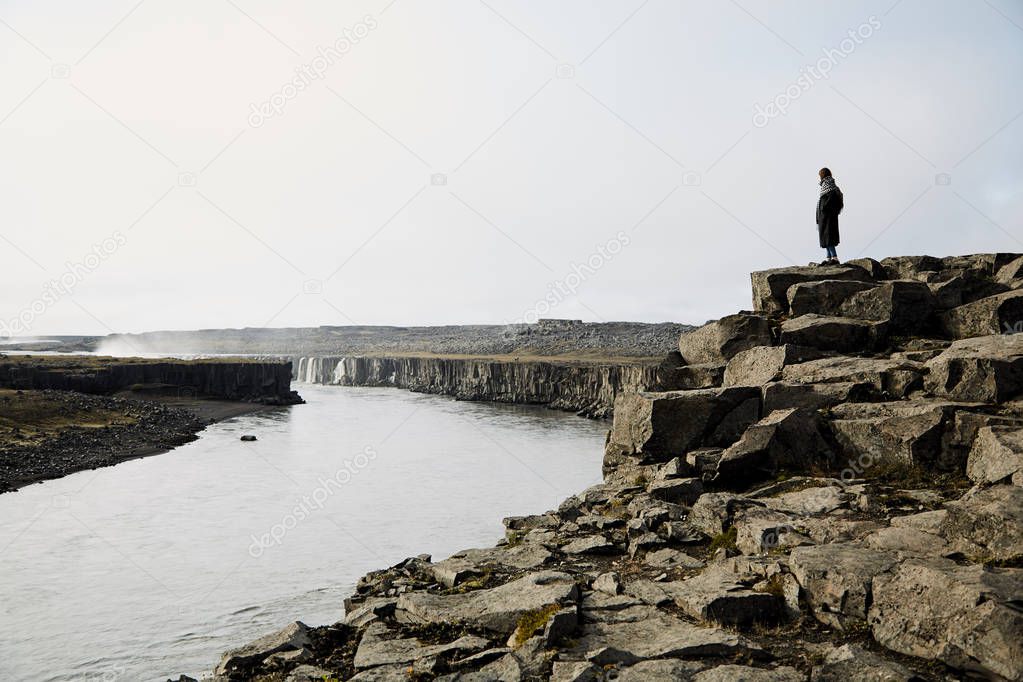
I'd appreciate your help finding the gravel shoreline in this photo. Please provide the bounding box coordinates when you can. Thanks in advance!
[0,390,266,494]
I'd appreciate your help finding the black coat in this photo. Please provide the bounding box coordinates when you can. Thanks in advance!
[816,186,843,248]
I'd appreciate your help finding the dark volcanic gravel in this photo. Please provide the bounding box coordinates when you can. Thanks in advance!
[0,390,208,493]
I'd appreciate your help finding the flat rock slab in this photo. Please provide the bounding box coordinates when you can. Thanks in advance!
[968,425,1023,486]
[693,665,804,682]
[869,559,1023,680]
[395,570,579,634]
[629,567,783,626]
[564,612,763,666]
[354,622,490,669]
[561,534,618,555]
[643,547,705,570]
[550,661,603,682]
[863,525,950,557]
[810,644,916,682]
[762,380,873,413]
[733,506,813,555]
[751,264,873,314]
[610,660,707,681]
[452,543,553,571]
[578,593,653,625]
[789,544,900,625]
[677,312,773,365]
[780,314,885,354]
[606,387,761,463]
[758,485,849,515]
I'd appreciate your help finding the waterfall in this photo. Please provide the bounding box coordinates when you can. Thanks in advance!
[332,357,348,384]
[295,357,320,384]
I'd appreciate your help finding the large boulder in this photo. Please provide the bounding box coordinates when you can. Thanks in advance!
[732,506,812,555]
[929,271,1010,311]
[878,255,945,280]
[751,264,874,314]
[967,426,1023,486]
[715,408,834,483]
[779,314,886,353]
[781,356,924,398]
[628,566,783,626]
[939,289,1023,338]
[672,363,725,390]
[996,255,1023,285]
[869,559,1023,680]
[839,280,936,334]
[789,544,899,627]
[395,571,579,634]
[786,279,878,317]
[761,380,873,412]
[940,485,1023,561]
[829,400,972,470]
[677,313,773,365]
[688,492,764,537]
[353,622,490,670]
[605,387,761,466]
[723,344,828,387]
[563,610,763,665]
[925,334,1023,403]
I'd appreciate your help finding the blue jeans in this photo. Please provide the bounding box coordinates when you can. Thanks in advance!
[825,245,837,259]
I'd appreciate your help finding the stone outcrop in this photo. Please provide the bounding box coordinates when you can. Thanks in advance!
[604,387,760,468]
[206,254,1023,682]
[677,313,773,365]
[751,264,873,314]
[925,334,1023,402]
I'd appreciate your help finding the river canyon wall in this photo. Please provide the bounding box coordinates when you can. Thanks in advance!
[0,357,303,405]
[291,355,668,418]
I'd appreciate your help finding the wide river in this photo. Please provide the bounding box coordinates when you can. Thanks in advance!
[0,384,607,681]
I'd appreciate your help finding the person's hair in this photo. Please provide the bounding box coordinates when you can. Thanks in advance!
[819,167,832,179]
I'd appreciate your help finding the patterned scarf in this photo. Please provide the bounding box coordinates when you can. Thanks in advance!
[819,176,838,196]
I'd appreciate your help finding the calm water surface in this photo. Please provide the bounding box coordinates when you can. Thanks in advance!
[0,385,606,681]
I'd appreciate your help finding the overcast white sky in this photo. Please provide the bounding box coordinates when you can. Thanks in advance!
[2,0,1022,336]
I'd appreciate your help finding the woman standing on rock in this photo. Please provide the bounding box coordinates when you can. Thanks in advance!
[817,167,843,265]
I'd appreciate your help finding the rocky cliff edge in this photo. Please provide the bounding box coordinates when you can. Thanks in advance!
[200,253,1023,682]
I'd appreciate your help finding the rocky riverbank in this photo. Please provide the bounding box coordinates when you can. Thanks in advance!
[0,356,303,492]
[293,355,676,418]
[200,253,1023,682]
[0,389,210,493]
